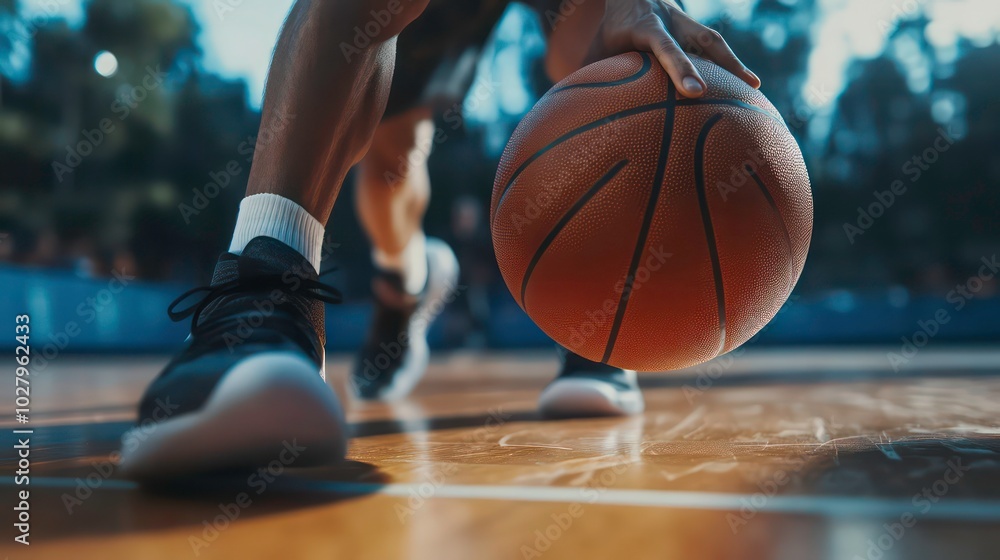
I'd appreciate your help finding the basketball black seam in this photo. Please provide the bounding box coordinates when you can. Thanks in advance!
[675,98,784,126]
[520,159,629,307]
[600,81,678,364]
[495,91,777,362]
[492,99,675,225]
[548,53,652,95]
[694,113,728,358]
[746,165,795,296]
[492,100,781,227]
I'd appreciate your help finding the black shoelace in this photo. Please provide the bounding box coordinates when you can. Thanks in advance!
[167,273,342,333]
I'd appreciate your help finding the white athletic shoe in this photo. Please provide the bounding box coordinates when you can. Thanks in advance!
[539,349,645,418]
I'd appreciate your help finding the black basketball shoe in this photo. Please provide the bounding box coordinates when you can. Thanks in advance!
[118,236,347,480]
[538,348,644,418]
[351,237,459,401]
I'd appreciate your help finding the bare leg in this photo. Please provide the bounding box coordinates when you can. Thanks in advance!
[350,106,461,400]
[245,0,430,224]
[122,0,437,480]
[353,0,603,283]
[355,107,434,258]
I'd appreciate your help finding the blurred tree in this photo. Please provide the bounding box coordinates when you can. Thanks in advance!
[806,12,998,294]
[0,0,996,301]
[0,0,256,280]
[742,0,817,140]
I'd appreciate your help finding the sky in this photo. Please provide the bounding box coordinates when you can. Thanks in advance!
[17,0,1000,112]
[181,0,294,105]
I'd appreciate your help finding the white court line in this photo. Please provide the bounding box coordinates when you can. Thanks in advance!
[11,477,1000,521]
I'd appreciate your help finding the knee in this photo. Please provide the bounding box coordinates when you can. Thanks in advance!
[362,112,434,185]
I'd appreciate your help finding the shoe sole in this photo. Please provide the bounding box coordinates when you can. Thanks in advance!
[538,374,645,419]
[357,237,460,402]
[118,352,346,480]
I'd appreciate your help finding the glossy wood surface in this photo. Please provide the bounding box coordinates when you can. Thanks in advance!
[2,348,999,560]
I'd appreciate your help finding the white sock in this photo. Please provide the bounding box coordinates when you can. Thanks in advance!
[373,231,428,295]
[229,193,325,272]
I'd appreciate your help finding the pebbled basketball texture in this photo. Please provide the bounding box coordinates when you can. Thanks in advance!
[490,52,812,372]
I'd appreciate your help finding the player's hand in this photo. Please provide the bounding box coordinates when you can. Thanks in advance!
[587,0,761,97]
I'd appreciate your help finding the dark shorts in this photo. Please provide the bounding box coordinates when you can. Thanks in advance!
[385,0,541,118]
[383,0,688,118]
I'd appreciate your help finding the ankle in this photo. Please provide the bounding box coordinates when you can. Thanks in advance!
[229,194,325,271]
[373,231,427,295]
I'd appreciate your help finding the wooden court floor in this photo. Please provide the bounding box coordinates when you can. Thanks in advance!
[2,348,999,560]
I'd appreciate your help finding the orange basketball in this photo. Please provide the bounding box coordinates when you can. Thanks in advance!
[490,52,812,372]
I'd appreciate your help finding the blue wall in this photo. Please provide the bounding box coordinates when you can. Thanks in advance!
[1,265,997,356]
